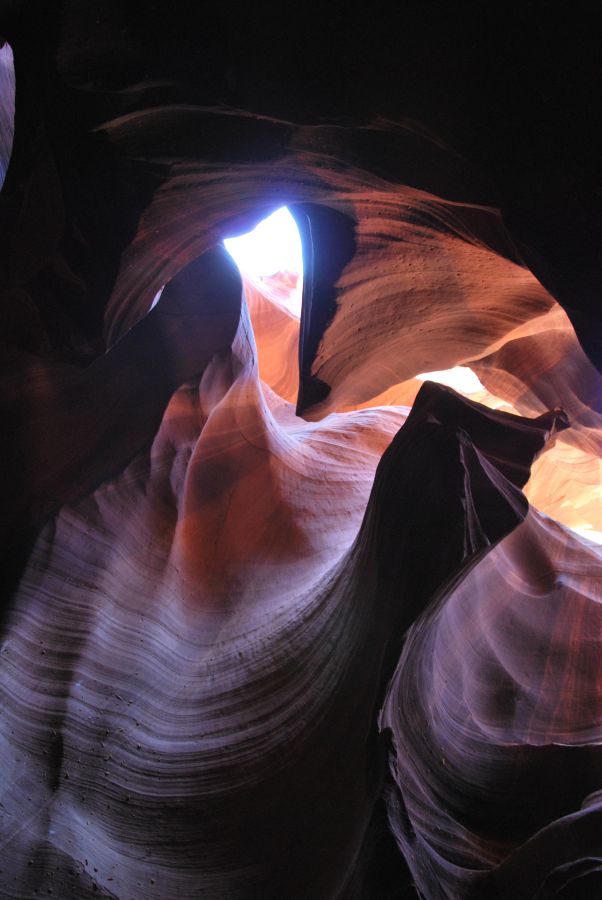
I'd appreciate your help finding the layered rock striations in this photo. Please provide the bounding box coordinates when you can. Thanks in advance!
[1,6,602,899]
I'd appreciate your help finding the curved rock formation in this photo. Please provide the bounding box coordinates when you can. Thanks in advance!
[0,42,14,191]
[1,5,602,899]
[0,343,568,897]
[381,510,602,899]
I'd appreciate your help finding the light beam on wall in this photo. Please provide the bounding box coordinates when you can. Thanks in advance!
[224,207,303,316]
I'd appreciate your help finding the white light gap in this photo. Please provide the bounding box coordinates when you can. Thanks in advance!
[415,366,486,394]
[224,206,303,316]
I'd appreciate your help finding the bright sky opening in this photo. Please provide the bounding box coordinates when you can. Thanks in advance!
[415,366,486,394]
[224,207,303,316]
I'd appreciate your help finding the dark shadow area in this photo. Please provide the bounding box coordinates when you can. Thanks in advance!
[292,203,356,415]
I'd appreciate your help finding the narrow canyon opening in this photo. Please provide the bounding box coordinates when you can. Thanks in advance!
[224,206,304,318]
[2,10,602,899]
[221,205,601,546]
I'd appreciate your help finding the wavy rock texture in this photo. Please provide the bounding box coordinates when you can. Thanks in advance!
[381,510,602,899]
[0,328,568,898]
[1,17,602,899]
[0,43,14,191]
[1,306,405,899]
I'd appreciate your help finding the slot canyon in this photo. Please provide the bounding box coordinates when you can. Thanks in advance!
[0,4,601,898]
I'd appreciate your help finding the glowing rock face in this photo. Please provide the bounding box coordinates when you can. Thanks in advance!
[1,100,602,900]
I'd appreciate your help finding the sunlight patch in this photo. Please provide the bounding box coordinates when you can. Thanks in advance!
[415,366,486,394]
[224,207,303,316]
